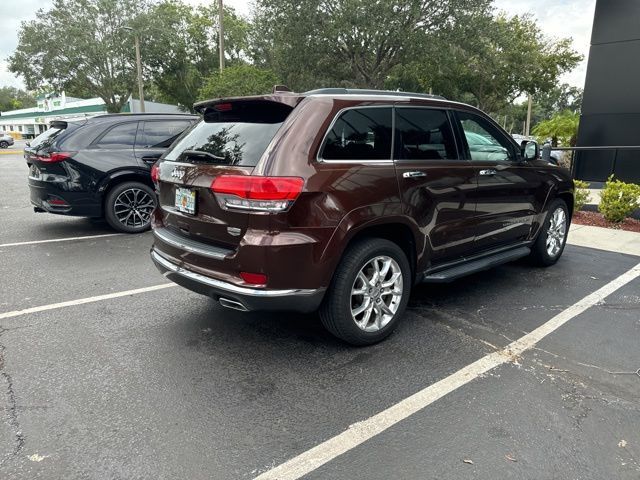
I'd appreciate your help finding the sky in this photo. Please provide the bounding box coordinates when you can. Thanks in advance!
[0,0,596,91]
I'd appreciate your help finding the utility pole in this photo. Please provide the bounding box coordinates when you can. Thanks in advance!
[134,34,145,112]
[123,27,145,112]
[218,0,225,71]
[525,94,532,136]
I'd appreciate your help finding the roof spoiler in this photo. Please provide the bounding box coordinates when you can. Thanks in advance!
[50,120,68,129]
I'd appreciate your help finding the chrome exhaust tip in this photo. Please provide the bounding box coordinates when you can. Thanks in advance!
[219,297,249,312]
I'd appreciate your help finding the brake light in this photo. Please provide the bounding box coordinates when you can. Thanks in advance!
[214,103,233,112]
[240,272,268,285]
[211,175,304,212]
[150,163,159,185]
[36,151,75,163]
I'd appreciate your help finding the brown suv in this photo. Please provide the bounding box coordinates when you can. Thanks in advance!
[150,88,573,345]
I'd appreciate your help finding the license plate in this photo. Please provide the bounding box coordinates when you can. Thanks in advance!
[175,187,196,215]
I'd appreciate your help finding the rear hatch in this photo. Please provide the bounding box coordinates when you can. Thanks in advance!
[157,99,296,248]
[24,120,82,178]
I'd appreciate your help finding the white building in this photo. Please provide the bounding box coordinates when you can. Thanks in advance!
[0,92,183,139]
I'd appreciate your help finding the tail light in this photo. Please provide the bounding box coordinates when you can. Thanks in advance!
[150,163,159,186]
[211,175,304,212]
[36,151,75,163]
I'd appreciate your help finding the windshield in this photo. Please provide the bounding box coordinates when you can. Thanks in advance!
[164,101,292,166]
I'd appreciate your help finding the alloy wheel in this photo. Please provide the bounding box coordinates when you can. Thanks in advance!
[113,188,155,228]
[350,255,404,332]
[546,207,567,257]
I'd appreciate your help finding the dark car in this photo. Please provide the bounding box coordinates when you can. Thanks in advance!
[150,88,574,345]
[25,113,197,232]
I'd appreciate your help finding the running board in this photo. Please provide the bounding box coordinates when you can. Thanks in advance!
[421,246,531,283]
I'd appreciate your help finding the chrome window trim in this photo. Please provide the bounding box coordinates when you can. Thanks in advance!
[316,105,394,163]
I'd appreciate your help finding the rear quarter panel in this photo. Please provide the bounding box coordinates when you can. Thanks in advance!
[254,97,406,288]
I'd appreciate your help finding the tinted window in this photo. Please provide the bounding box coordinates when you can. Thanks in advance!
[140,120,193,149]
[95,122,138,148]
[321,108,392,160]
[30,127,64,150]
[457,112,513,162]
[165,101,291,166]
[395,108,457,160]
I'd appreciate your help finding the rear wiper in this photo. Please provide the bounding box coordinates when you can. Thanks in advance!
[181,150,226,162]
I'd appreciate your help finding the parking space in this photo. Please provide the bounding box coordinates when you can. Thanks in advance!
[1,147,639,479]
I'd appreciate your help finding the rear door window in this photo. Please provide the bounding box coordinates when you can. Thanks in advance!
[164,101,292,166]
[138,120,193,149]
[395,108,457,160]
[320,107,392,161]
[94,122,139,149]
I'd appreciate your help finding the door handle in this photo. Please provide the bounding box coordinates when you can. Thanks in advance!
[479,169,497,176]
[402,171,427,178]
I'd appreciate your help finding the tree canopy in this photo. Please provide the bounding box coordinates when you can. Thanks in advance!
[10,0,147,113]
[0,87,36,112]
[8,0,582,122]
[251,0,493,91]
[199,64,278,100]
[532,110,580,146]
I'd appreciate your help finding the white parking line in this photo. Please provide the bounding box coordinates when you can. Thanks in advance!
[254,261,640,480]
[0,284,176,320]
[0,233,123,248]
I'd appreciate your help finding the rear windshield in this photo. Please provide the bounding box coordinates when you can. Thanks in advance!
[29,123,81,151]
[29,128,64,150]
[164,101,292,166]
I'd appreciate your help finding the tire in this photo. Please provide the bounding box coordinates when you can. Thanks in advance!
[319,238,412,346]
[529,198,569,266]
[104,181,156,233]
[0,141,8,149]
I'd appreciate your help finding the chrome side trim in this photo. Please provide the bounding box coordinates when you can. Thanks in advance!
[153,227,232,260]
[151,249,319,298]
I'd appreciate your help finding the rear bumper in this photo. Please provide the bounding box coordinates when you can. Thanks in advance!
[28,178,102,217]
[151,248,325,313]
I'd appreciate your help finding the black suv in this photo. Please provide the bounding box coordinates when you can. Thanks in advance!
[26,113,197,232]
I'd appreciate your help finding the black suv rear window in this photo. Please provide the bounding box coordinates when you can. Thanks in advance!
[164,101,292,166]
[29,123,79,150]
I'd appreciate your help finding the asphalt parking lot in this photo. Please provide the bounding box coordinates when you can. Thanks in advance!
[1,142,639,479]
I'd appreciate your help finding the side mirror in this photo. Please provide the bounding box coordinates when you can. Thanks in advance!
[521,140,538,160]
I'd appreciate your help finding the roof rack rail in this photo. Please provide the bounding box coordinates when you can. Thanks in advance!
[302,88,446,100]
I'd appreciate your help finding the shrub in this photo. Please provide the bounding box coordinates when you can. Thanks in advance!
[598,176,640,223]
[573,180,591,213]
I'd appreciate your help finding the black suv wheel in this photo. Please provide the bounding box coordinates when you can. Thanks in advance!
[0,141,8,148]
[105,181,156,233]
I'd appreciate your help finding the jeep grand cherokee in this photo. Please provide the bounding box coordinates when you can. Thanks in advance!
[150,88,573,345]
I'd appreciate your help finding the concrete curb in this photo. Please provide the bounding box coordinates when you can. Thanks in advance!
[567,224,640,257]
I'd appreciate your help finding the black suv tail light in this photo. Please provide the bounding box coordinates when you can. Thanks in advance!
[36,151,76,163]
